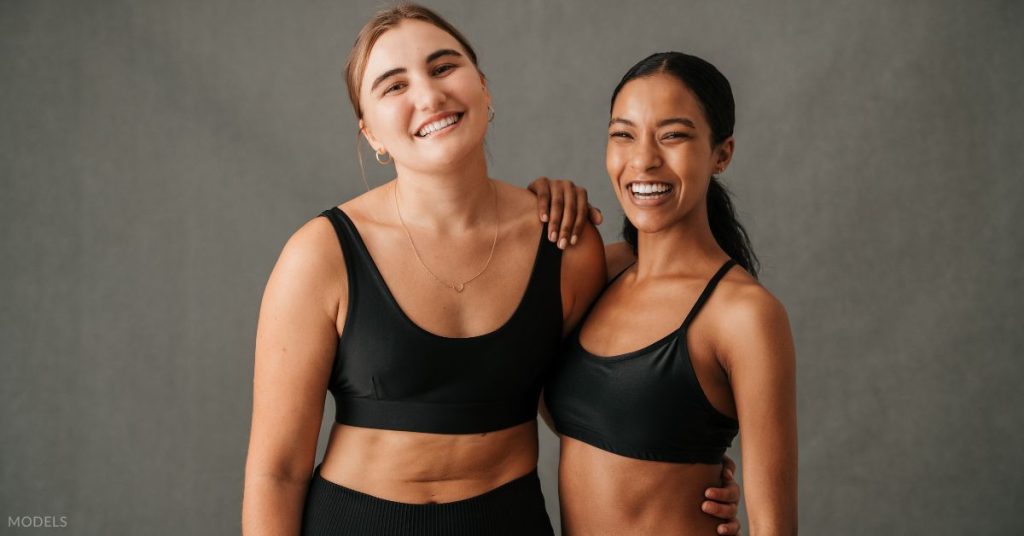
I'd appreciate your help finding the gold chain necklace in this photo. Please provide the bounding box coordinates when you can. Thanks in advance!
[393,180,499,293]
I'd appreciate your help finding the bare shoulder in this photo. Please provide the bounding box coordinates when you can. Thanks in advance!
[337,182,393,227]
[496,178,541,202]
[282,213,343,270]
[715,269,789,329]
[494,178,544,223]
[489,179,602,250]
[266,212,345,314]
[708,267,793,365]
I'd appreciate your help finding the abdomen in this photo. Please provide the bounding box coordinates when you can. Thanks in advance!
[558,436,724,535]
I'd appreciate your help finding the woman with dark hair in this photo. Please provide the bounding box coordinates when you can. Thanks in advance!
[241,4,744,534]
[544,52,798,535]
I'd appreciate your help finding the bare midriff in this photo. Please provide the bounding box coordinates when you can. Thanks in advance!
[318,420,539,504]
[558,437,723,535]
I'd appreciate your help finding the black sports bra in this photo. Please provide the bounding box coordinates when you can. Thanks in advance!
[318,207,563,434]
[544,259,739,464]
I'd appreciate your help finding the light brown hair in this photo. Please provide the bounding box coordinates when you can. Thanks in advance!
[344,3,481,119]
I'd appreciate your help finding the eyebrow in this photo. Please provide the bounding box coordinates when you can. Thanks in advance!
[608,117,697,128]
[370,48,465,92]
[426,48,462,64]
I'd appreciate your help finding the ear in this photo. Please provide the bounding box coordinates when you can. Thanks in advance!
[714,136,735,172]
[479,73,491,107]
[359,118,383,154]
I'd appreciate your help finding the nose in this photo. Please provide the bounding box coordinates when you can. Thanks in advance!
[412,77,447,112]
[629,135,662,172]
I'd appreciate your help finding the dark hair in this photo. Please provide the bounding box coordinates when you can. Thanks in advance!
[611,52,759,278]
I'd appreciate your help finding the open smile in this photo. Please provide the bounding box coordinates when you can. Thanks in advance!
[414,112,464,138]
[626,181,674,201]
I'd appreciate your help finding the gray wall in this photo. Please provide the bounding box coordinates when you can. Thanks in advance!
[2,0,1021,534]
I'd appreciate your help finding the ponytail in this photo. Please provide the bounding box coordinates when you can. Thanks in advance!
[614,52,760,279]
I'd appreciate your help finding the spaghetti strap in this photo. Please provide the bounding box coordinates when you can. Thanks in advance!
[680,259,737,329]
[544,256,741,464]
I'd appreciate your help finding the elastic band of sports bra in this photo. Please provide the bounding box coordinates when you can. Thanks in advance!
[556,422,731,464]
[334,394,540,435]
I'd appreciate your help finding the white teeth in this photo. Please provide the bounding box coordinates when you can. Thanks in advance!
[416,114,460,137]
[629,182,671,195]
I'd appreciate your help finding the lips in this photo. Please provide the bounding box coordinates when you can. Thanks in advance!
[626,181,674,201]
[414,112,464,138]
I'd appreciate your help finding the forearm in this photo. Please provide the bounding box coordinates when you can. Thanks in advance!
[748,519,797,536]
[242,474,310,536]
[744,459,798,536]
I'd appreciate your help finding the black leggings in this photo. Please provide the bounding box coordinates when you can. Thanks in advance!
[300,463,554,535]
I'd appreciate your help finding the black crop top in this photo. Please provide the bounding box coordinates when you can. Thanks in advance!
[544,259,739,464]
[318,207,563,434]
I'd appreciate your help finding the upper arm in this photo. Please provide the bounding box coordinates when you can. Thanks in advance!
[604,241,636,282]
[245,216,344,484]
[720,288,798,534]
[560,222,606,336]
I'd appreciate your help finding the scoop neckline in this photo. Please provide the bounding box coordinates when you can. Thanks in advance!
[574,324,681,362]
[572,258,737,361]
[331,206,547,342]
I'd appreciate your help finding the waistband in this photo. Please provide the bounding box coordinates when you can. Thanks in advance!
[301,464,553,535]
[333,395,539,434]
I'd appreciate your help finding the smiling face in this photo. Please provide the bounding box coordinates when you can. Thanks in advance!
[607,73,733,237]
[357,20,491,173]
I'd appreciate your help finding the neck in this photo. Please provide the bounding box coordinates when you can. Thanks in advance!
[392,148,493,232]
[634,205,726,280]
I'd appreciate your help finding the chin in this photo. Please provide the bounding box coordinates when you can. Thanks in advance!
[626,213,674,235]
[415,148,477,172]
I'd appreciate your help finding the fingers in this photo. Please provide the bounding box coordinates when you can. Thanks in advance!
[557,181,576,249]
[588,205,604,226]
[547,183,565,244]
[530,177,551,223]
[722,455,737,476]
[716,519,742,535]
[705,479,741,504]
[570,187,589,246]
[702,498,738,520]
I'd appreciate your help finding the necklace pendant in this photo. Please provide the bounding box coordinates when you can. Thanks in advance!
[453,282,465,293]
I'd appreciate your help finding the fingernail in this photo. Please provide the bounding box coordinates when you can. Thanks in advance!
[705,489,714,499]
[570,235,578,245]
[549,231,557,242]
[558,237,567,249]
[701,502,711,513]
[541,213,548,222]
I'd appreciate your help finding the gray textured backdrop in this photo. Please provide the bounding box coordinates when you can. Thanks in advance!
[2,0,1022,534]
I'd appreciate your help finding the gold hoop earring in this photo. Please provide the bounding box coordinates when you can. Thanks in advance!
[488,105,495,123]
[375,149,391,165]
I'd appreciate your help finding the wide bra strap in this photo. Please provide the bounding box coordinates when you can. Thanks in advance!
[679,259,738,330]
[530,227,566,333]
[318,207,364,303]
